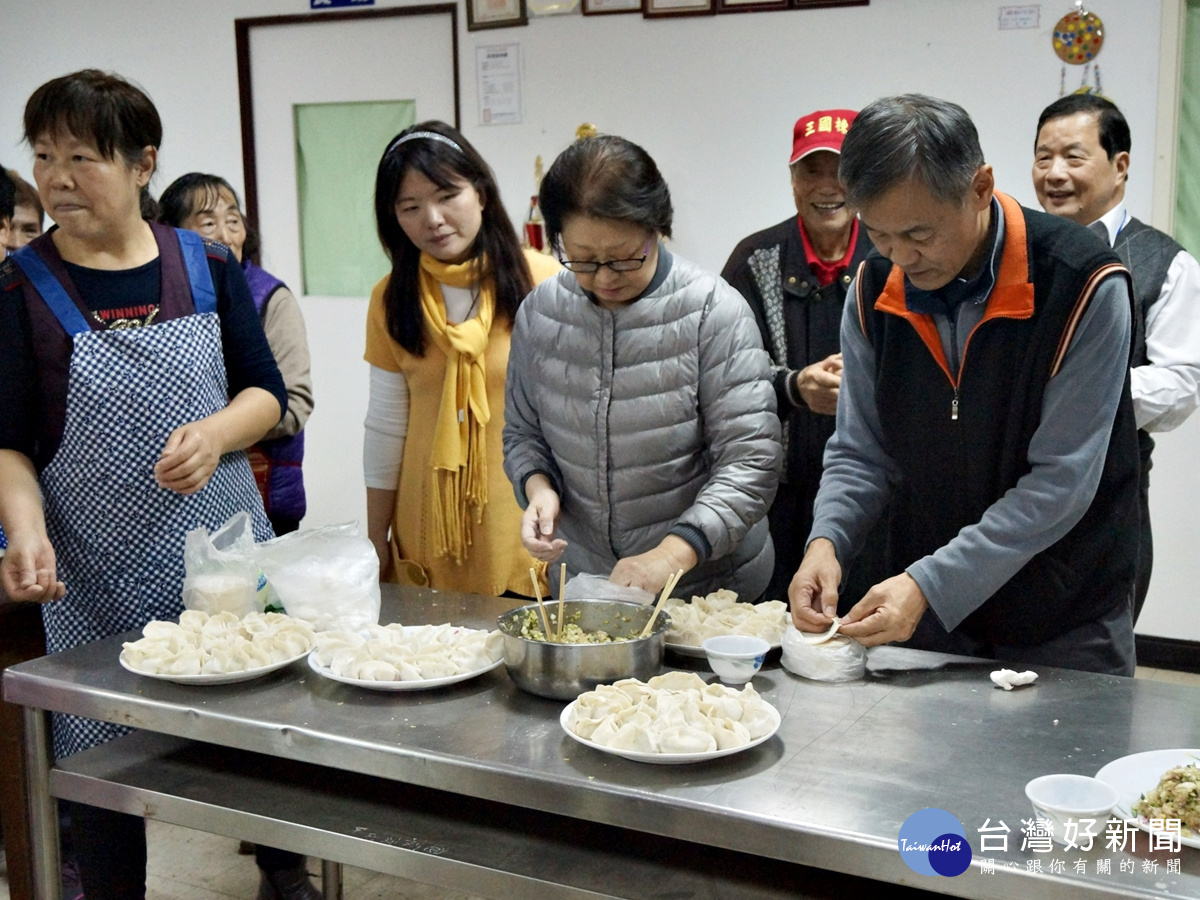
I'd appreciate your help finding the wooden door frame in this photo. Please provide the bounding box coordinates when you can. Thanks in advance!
[234,4,460,228]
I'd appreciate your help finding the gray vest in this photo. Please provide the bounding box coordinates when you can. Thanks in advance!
[1112,216,1184,369]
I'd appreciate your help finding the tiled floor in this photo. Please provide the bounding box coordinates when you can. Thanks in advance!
[1131,665,1200,686]
[4,665,1198,900]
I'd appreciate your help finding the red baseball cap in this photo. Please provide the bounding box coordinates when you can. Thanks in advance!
[789,109,858,164]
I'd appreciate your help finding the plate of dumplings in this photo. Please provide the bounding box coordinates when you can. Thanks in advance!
[662,591,788,658]
[119,610,316,685]
[560,671,781,764]
[306,623,505,691]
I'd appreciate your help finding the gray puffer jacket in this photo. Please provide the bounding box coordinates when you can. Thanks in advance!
[503,248,782,601]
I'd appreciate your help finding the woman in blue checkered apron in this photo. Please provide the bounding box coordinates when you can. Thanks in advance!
[0,71,285,899]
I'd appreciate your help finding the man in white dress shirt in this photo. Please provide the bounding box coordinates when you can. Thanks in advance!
[1033,93,1200,622]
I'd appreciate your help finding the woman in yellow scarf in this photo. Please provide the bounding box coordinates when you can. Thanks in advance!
[364,121,560,596]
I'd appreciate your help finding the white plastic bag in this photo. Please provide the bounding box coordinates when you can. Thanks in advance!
[781,623,867,682]
[254,522,380,631]
[562,573,656,605]
[181,511,264,617]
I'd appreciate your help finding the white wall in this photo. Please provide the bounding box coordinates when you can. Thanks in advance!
[4,0,1194,639]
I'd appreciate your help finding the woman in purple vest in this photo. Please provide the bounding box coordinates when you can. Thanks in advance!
[159,174,313,535]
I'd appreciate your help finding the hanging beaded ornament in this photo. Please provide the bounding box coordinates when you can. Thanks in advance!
[1054,1,1105,96]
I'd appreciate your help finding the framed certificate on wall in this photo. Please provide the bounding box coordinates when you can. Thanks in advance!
[717,0,788,11]
[643,0,714,18]
[467,0,529,30]
[583,0,640,13]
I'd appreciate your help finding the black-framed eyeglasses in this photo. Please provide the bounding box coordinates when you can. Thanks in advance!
[558,239,652,274]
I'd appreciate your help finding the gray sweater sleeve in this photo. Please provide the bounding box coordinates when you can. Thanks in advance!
[811,273,1134,631]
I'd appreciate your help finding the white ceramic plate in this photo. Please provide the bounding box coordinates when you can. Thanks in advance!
[665,639,781,659]
[1095,749,1200,849]
[306,649,503,691]
[118,649,309,685]
[558,699,781,765]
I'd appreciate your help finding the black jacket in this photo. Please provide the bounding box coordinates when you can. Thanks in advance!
[721,217,873,489]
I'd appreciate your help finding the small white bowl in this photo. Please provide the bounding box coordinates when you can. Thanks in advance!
[702,635,771,685]
[1024,774,1119,844]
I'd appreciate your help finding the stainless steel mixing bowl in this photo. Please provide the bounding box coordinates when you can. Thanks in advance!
[496,599,670,700]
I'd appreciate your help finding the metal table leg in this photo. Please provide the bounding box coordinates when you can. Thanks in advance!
[24,707,60,900]
[320,859,343,900]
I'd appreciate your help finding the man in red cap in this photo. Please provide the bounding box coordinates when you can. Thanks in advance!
[722,109,878,604]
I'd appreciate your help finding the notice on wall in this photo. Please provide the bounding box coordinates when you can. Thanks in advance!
[998,5,1040,29]
[477,44,522,126]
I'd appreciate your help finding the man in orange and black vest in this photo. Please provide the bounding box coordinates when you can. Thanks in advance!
[788,94,1141,675]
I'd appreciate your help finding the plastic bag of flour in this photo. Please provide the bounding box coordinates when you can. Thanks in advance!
[781,623,867,682]
[254,522,381,631]
[181,512,265,617]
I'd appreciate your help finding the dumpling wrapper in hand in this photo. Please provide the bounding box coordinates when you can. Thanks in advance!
[800,618,841,645]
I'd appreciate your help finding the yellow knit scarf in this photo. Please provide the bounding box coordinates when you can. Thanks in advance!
[418,253,494,563]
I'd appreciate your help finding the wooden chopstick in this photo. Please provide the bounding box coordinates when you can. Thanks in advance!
[557,562,567,642]
[529,567,554,641]
[640,569,684,638]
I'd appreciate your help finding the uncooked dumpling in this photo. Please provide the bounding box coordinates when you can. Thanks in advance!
[646,671,707,692]
[607,722,658,753]
[356,660,400,681]
[658,725,717,754]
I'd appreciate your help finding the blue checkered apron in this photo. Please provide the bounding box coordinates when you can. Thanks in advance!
[14,231,273,759]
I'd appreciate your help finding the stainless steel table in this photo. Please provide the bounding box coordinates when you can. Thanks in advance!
[5,586,1200,900]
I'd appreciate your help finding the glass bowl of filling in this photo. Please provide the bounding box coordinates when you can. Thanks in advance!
[496,600,670,700]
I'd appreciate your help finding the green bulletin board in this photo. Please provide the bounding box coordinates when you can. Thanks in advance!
[1176,0,1200,258]
[294,99,417,296]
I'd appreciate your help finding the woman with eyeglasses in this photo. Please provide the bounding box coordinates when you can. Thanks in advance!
[503,134,782,599]
[365,121,560,597]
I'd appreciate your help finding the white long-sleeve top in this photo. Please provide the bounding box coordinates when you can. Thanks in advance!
[363,284,478,489]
